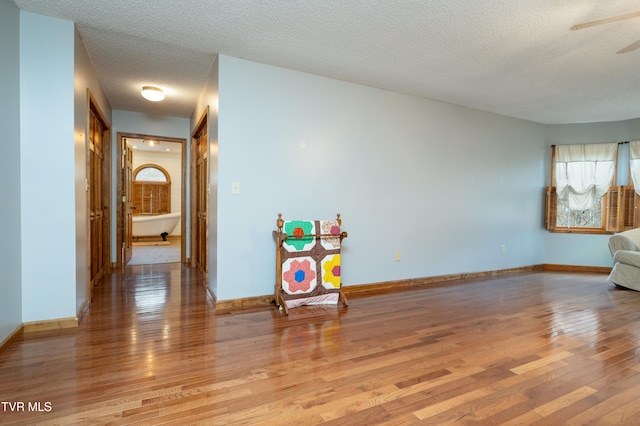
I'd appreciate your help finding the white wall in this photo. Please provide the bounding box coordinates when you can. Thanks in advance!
[20,11,76,322]
[545,119,640,267]
[110,110,191,260]
[216,55,548,301]
[74,26,112,313]
[0,0,23,342]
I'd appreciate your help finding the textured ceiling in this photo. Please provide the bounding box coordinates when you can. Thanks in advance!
[13,0,640,124]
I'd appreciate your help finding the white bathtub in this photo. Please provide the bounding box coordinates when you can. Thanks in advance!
[133,212,181,238]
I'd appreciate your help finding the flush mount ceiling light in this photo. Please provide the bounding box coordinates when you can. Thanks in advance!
[141,86,164,102]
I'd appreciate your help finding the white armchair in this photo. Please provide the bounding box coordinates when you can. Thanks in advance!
[608,228,640,291]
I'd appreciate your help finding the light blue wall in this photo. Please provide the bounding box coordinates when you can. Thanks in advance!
[5,5,638,339]
[110,110,192,262]
[191,57,219,298]
[545,119,640,267]
[216,55,549,300]
[113,110,191,140]
[0,0,23,342]
[74,27,112,313]
[20,11,76,322]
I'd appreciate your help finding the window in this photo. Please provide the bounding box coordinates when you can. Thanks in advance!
[545,141,640,233]
[133,164,171,215]
[556,197,603,228]
[136,166,166,182]
[546,143,618,233]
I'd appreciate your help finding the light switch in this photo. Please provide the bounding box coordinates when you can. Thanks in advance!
[231,182,240,195]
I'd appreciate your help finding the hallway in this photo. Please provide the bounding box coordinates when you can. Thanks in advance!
[2,268,640,424]
[0,263,220,424]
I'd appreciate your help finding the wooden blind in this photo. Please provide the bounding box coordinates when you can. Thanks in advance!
[133,182,170,215]
[545,186,557,231]
[605,187,621,232]
[622,186,637,230]
[604,186,639,232]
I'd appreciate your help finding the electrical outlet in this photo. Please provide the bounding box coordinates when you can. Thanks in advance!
[395,251,401,262]
[231,182,240,195]
[501,244,506,253]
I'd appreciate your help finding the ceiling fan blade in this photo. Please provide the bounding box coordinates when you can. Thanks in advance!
[617,39,640,54]
[571,10,640,31]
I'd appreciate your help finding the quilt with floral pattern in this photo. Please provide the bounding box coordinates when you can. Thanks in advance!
[280,219,342,309]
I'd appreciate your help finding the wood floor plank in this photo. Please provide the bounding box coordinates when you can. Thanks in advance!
[2,266,639,424]
[412,388,490,420]
[509,351,575,375]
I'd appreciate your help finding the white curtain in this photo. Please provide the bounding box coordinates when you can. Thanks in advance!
[629,141,640,195]
[555,143,617,210]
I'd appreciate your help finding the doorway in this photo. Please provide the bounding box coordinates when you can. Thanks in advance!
[116,133,187,267]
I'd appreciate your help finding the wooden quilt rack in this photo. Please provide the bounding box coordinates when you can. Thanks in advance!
[273,213,349,315]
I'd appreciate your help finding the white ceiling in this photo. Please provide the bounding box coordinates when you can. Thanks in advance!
[127,138,181,154]
[13,0,640,124]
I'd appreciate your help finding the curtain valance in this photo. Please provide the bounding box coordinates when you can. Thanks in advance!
[555,143,617,210]
[629,141,640,195]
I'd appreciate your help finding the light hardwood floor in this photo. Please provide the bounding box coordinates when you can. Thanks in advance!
[1,265,640,425]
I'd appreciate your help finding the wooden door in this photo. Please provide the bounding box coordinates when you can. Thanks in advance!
[89,110,105,288]
[193,123,208,277]
[123,139,134,264]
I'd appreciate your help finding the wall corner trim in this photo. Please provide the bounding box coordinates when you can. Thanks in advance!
[23,317,78,333]
[77,299,91,323]
[0,324,24,354]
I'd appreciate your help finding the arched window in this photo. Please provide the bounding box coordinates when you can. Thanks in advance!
[136,166,168,182]
[133,164,171,214]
